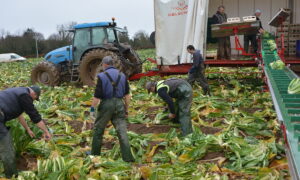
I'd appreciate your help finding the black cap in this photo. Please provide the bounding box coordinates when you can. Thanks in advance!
[29,86,41,101]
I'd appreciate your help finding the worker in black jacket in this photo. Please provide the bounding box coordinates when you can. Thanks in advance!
[244,9,264,54]
[187,45,210,95]
[212,5,231,59]
[90,56,134,162]
[145,78,193,136]
[0,86,51,178]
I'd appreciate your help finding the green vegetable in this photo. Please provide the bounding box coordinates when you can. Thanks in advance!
[263,32,270,38]
[288,78,300,94]
[270,60,285,70]
[267,40,277,51]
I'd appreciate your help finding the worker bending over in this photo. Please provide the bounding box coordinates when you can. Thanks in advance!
[0,86,51,178]
[90,56,134,162]
[145,78,193,136]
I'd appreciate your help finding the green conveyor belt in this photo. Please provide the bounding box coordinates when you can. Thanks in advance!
[262,35,300,179]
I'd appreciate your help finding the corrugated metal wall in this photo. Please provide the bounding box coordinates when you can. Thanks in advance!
[295,0,300,23]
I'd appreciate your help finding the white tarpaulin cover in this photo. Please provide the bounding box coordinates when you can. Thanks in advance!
[154,0,209,65]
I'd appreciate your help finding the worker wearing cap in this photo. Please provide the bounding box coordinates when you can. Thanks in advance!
[244,9,264,54]
[0,86,51,178]
[145,78,193,136]
[90,56,134,162]
[212,5,231,60]
[187,45,210,95]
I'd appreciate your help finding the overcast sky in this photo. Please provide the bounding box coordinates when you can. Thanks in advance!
[0,0,155,38]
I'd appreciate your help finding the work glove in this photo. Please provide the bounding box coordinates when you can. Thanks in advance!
[90,107,96,121]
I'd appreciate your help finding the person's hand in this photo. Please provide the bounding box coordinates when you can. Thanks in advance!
[43,131,51,141]
[168,113,176,119]
[27,129,35,138]
[259,28,265,34]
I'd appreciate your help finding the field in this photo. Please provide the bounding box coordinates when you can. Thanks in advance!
[0,49,290,179]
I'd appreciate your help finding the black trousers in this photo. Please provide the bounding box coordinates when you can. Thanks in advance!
[244,35,257,54]
[0,110,17,178]
[0,110,8,138]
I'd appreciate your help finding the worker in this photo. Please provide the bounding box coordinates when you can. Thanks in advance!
[244,9,264,54]
[145,78,193,136]
[0,86,51,178]
[212,5,231,60]
[186,45,210,95]
[90,56,134,162]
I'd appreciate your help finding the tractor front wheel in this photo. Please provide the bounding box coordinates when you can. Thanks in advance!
[31,61,60,86]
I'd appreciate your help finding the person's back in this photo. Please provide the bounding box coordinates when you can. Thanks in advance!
[157,78,187,96]
[0,87,30,121]
[97,67,127,99]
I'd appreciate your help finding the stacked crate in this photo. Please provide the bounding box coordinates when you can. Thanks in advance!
[288,24,300,56]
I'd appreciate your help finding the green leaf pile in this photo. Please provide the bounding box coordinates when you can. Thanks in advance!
[0,49,290,179]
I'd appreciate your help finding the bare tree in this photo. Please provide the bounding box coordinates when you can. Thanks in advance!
[131,30,153,49]
[56,21,77,42]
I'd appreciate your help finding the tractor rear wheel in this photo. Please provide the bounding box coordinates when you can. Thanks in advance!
[79,49,121,86]
[31,61,60,86]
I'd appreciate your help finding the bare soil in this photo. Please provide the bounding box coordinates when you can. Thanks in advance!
[201,152,225,161]
[68,121,94,133]
[16,153,37,171]
[127,123,174,134]
[199,125,222,134]
[240,107,263,114]
[148,141,166,154]
[145,106,165,120]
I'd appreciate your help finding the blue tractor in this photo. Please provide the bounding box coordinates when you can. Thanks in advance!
[31,19,142,86]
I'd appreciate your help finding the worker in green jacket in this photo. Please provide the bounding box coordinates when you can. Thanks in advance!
[145,78,193,136]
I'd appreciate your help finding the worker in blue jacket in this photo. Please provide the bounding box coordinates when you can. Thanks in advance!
[187,45,210,95]
[90,56,134,162]
[145,78,193,136]
[0,86,51,178]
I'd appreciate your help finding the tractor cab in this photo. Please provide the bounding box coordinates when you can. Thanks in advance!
[72,19,124,64]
